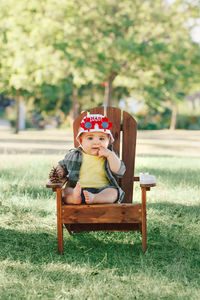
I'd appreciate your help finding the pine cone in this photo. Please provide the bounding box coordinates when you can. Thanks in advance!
[49,166,61,183]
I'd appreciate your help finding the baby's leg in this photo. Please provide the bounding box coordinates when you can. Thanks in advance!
[62,182,82,204]
[83,188,118,204]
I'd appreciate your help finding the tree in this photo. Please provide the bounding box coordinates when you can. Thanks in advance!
[0,0,199,129]
[56,0,200,108]
[0,0,71,132]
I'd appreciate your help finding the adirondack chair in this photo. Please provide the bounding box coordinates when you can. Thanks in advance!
[46,106,156,254]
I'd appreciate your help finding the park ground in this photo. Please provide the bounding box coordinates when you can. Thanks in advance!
[0,129,200,299]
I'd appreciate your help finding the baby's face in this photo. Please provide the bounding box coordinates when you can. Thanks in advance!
[79,132,110,156]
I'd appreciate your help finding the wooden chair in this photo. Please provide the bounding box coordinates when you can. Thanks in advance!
[46,106,156,254]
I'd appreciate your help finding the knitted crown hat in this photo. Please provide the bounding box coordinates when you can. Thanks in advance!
[76,114,114,143]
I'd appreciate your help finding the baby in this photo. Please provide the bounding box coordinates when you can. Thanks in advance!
[56,114,126,204]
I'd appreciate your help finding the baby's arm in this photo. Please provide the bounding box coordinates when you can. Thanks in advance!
[98,147,121,173]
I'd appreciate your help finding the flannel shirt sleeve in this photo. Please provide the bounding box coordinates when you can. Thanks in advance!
[58,152,70,175]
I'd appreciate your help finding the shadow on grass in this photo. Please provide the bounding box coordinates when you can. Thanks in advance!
[0,227,141,269]
[0,201,199,280]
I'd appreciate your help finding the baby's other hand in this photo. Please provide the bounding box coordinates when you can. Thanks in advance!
[98,146,111,158]
[56,165,64,178]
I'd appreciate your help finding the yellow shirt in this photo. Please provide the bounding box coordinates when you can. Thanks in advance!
[79,152,110,188]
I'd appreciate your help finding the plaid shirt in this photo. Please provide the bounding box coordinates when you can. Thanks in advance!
[59,146,126,203]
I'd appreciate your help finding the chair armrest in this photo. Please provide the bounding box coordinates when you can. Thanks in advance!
[46,179,67,189]
[134,174,156,187]
[139,173,156,188]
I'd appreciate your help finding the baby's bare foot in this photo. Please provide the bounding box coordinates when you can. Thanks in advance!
[72,182,82,204]
[83,190,95,204]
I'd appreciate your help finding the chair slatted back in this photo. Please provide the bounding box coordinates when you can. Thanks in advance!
[121,111,137,203]
[73,107,137,203]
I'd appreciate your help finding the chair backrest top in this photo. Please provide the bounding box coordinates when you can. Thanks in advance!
[73,106,137,203]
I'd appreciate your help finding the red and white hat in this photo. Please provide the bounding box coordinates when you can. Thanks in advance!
[76,114,114,143]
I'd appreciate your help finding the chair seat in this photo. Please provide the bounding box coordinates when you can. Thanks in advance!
[61,203,142,224]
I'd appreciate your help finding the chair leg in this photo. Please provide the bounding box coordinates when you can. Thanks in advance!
[142,227,147,253]
[64,224,74,235]
[56,188,63,254]
[57,222,63,254]
[141,187,147,253]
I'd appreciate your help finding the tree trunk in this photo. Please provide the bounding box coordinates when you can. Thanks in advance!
[14,92,20,134]
[72,101,80,119]
[105,72,118,106]
[170,103,178,130]
[70,88,80,122]
[14,92,26,133]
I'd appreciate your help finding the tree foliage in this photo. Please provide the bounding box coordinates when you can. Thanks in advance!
[0,0,199,129]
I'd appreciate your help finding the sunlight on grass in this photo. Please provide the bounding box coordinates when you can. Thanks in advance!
[0,130,200,299]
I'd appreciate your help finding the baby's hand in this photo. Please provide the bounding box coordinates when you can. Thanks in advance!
[56,165,65,178]
[98,146,111,158]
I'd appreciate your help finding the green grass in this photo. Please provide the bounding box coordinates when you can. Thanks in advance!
[0,130,200,299]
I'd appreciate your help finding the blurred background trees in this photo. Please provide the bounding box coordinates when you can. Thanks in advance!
[0,0,199,132]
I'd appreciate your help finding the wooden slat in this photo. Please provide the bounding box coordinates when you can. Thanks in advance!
[73,111,87,147]
[140,183,156,188]
[106,106,121,155]
[90,106,104,115]
[46,179,67,188]
[141,187,147,252]
[61,204,141,224]
[68,223,141,232]
[121,111,137,203]
[56,188,63,254]
[90,106,121,155]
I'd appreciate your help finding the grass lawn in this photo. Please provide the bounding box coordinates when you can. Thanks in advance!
[0,129,200,300]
